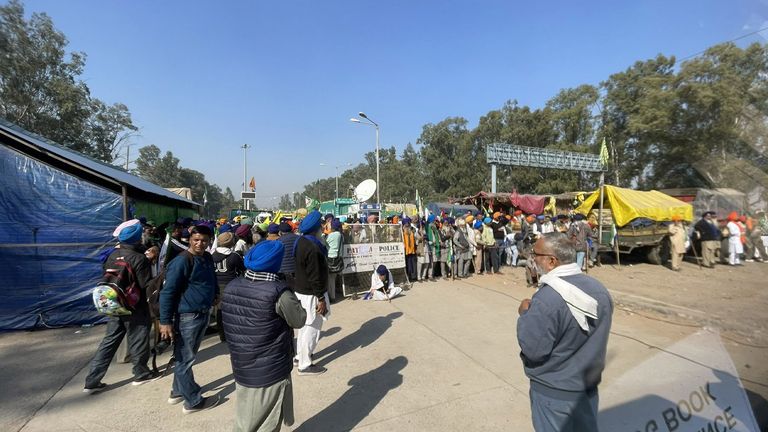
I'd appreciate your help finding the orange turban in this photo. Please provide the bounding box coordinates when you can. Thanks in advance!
[671,215,681,222]
[493,212,501,219]
[727,211,738,222]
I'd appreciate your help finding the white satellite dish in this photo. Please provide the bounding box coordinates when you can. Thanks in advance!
[354,179,377,202]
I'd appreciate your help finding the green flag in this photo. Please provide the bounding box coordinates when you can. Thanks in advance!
[599,137,609,167]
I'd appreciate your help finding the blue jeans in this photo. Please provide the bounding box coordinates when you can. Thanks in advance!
[576,251,586,269]
[173,311,209,408]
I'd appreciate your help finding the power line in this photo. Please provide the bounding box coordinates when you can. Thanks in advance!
[680,25,768,61]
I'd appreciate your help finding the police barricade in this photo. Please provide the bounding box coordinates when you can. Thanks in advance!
[340,224,409,297]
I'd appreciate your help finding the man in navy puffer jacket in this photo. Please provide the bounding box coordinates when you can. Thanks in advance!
[222,240,307,432]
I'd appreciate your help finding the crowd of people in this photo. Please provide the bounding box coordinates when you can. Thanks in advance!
[80,204,768,431]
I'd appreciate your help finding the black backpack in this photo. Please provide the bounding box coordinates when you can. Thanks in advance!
[146,251,193,319]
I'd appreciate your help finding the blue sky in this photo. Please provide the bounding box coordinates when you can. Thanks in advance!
[22,0,768,207]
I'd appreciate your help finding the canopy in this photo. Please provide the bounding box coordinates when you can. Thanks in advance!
[575,185,693,227]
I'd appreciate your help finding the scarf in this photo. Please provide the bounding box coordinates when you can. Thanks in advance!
[538,263,598,332]
[244,270,279,282]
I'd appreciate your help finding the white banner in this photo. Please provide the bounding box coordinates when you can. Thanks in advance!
[342,242,405,274]
[599,330,760,432]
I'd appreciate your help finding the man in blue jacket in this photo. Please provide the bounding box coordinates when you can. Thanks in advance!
[159,224,220,414]
[517,232,613,432]
[222,240,307,432]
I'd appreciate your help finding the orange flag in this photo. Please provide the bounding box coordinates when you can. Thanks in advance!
[249,177,255,191]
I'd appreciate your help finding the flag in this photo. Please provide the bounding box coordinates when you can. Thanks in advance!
[203,187,208,206]
[599,137,609,167]
[249,177,256,191]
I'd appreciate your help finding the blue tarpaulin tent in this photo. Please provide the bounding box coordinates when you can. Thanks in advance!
[0,119,199,330]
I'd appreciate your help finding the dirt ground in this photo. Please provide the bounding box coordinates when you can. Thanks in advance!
[1,258,767,432]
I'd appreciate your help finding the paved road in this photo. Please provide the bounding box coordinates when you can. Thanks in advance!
[2,266,766,431]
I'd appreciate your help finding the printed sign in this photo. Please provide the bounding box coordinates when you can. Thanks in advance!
[342,242,405,274]
[599,330,760,432]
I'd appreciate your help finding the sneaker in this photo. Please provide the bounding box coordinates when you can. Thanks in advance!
[168,393,184,405]
[182,394,220,414]
[132,372,162,386]
[297,364,327,376]
[82,383,107,394]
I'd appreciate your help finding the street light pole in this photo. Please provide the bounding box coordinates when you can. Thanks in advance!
[241,144,250,209]
[350,112,380,204]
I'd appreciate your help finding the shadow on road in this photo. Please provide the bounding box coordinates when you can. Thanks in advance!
[314,312,403,367]
[294,356,408,432]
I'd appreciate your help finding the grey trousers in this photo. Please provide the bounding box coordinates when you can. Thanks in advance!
[233,378,293,432]
[530,386,598,432]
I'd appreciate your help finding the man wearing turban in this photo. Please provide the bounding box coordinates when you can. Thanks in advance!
[222,241,307,432]
[293,210,330,376]
[84,223,157,394]
[366,265,403,301]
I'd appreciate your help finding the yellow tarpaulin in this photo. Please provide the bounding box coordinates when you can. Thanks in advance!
[575,185,693,227]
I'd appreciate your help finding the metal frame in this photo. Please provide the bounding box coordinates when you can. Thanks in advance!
[486,143,604,172]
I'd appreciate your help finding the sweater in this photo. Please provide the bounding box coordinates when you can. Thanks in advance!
[159,252,218,325]
[517,273,613,395]
[293,236,328,298]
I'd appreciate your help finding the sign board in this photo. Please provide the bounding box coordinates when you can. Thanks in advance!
[341,242,405,274]
[360,204,381,210]
[240,191,256,199]
[599,330,760,432]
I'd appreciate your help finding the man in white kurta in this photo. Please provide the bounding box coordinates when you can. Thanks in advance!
[726,214,743,266]
[368,265,403,301]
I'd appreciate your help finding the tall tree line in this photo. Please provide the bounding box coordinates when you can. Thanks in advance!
[297,42,768,208]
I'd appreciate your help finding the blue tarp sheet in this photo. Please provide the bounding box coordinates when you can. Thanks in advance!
[0,144,121,330]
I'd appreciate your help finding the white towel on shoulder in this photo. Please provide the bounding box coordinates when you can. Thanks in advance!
[538,263,599,332]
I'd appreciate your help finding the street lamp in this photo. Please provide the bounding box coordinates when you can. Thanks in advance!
[350,112,380,204]
[321,162,352,201]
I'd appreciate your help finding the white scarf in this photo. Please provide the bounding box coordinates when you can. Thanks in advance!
[538,263,598,332]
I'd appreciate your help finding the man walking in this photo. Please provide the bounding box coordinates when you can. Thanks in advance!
[667,215,687,271]
[83,223,158,393]
[693,211,720,268]
[159,224,220,413]
[293,211,330,376]
[517,233,613,431]
[222,240,307,432]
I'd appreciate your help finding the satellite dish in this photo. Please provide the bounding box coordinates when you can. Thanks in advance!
[354,179,377,202]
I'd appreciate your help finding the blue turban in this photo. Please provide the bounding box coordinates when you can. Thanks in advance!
[219,223,232,234]
[537,215,546,221]
[331,219,342,231]
[483,217,491,224]
[299,210,323,234]
[473,220,483,229]
[244,240,285,273]
[118,224,143,244]
[402,217,411,225]
[267,223,280,234]
[376,264,388,276]
[279,222,292,233]
[427,214,436,224]
[573,214,585,221]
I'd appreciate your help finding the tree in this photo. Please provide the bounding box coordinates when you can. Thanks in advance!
[0,0,137,163]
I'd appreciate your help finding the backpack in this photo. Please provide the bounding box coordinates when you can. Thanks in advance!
[146,251,194,319]
[92,258,141,316]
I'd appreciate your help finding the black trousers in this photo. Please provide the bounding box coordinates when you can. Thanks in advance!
[405,254,418,281]
[84,314,151,387]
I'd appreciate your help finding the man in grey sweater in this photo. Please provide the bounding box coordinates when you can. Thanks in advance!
[517,232,613,432]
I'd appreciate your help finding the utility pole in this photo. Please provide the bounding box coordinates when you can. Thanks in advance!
[241,144,250,209]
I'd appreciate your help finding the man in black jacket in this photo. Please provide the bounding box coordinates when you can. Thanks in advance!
[293,210,329,376]
[83,223,158,394]
[693,211,721,268]
[222,240,306,432]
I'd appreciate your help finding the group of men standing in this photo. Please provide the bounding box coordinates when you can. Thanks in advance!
[83,210,333,431]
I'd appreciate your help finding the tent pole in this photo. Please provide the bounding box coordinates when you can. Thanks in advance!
[122,183,129,221]
[597,173,605,266]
